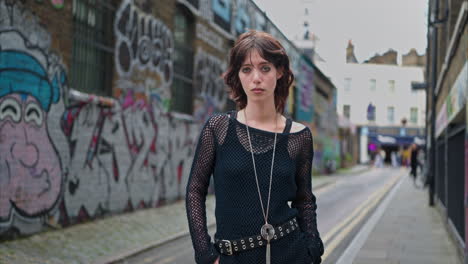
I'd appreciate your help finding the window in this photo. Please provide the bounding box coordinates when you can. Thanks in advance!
[171,6,195,114]
[212,0,231,32]
[388,80,395,92]
[410,107,418,124]
[370,79,376,91]
[71,0,115,96]
[387,106,395,123]
[411,82,418,94]
[344,78,351,91]
[343,105,350,119]
[367,103,376,121]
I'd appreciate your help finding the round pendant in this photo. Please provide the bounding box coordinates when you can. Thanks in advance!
[261,223,275,241]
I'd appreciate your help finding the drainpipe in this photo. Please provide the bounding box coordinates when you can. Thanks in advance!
[428,0,439,207]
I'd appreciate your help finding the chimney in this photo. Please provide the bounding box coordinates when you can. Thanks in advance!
[346,40,358,63]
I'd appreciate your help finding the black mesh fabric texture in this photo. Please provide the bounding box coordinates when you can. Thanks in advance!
[186,112,324,264]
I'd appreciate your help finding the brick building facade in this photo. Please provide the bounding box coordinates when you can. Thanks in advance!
[425,0,467,262]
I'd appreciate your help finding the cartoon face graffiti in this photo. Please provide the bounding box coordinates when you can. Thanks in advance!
[0,50,62,219]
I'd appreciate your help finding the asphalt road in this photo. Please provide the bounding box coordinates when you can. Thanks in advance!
[118,167,403,264]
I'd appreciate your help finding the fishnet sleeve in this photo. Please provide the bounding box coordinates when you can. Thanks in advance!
[185,117,219,264]
[291,128,324,263]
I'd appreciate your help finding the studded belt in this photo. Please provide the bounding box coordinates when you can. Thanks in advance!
[215,217,299,256]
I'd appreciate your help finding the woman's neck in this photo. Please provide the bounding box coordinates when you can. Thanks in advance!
[239,101,286,133]
[243,102,277,123]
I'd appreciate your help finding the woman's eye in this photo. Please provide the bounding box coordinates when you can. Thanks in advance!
[261,66,271,72]
[0,98,21,123]
[24,102,43,126]
[241,67,251,73]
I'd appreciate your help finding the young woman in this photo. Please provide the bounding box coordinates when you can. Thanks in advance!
[186,30,324,264]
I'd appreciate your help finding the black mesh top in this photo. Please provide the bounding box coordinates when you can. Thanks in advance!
[186,112,324,264]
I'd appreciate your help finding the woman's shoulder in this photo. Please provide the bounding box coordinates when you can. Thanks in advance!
[289,120,308,133]
[204,112,232,128]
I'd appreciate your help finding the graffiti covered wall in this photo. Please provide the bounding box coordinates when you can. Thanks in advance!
[295,57,314,122]
[0,0,204,237]
[0,0,338,238]
[193,48,227,121]
[0,0,69,235]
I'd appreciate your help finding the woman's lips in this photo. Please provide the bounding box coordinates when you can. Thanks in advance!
[251,88,265,94]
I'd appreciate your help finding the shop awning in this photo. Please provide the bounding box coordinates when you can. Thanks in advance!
[368,134,425,146]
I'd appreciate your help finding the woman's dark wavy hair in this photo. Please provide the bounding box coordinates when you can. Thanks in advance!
[223,30,294,113]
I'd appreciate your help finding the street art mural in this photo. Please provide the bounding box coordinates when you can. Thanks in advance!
[0,0,67,234]
[193,48,227,121]
[58,0,193,223]
[296,58,314,122]
[114,0,174,109]
[0,0,314,239]
[35,0,64,9]
[60,95,197,223]
[0,0,200,237]
[235,0,251,35]
[50,0,64,9]
[212,0,231,32]
[133,0,154,11]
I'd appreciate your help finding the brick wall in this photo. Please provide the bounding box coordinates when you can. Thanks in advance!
[0,0,228,238]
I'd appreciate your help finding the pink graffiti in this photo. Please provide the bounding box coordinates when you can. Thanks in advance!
[0,94,62,218]
[50,0,64,9]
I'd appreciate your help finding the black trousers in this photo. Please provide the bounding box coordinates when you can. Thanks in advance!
[410,164,418,179]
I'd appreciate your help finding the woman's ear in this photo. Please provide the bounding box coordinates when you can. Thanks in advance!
[276,67,283,80]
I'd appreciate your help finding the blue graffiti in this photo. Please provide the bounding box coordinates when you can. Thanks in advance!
[0,50,62,111]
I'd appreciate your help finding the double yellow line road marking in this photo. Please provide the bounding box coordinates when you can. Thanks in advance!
[321,172,403,261]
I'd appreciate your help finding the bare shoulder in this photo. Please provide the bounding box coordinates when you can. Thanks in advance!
[290,121,307,133]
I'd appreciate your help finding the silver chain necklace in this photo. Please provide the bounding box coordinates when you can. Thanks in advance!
[243,110,277,264]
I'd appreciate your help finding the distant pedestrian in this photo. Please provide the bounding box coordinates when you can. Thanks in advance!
[391,151,398,167]
[374,149,384,168]
[417,148,427,186]
[185,30,323,264]
[410,143,419,185]
[397,149,403,166]
[402,147,411,167]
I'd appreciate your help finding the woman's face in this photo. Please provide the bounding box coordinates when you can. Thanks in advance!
[238,49,282,104]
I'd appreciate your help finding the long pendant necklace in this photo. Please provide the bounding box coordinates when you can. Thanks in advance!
[244,110,277,264]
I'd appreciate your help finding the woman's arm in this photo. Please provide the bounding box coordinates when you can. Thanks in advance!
[186,117,220,264]
[291,128,324,263]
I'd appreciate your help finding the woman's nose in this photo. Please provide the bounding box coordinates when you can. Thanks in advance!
[252,69,262,83]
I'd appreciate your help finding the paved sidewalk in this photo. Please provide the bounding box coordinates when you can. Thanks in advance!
[0,166,353,264]
[350,175,462,264]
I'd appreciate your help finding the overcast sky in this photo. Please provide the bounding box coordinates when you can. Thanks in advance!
[253,0,429,67]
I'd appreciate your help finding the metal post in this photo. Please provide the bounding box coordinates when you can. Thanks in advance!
[428,0,440,206]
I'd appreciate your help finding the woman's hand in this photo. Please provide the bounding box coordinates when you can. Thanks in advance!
[213,256,220,264]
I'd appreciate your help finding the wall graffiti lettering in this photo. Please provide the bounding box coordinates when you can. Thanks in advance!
[114,0,173,85]
[193,48,227,121]
[0,0,213,238]
[34,0,65,9]
[60,94,197,221]
[50,0,64,9]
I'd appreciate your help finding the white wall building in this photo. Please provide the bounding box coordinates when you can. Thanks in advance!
[331,62,426,164]
[336,63,426,127]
